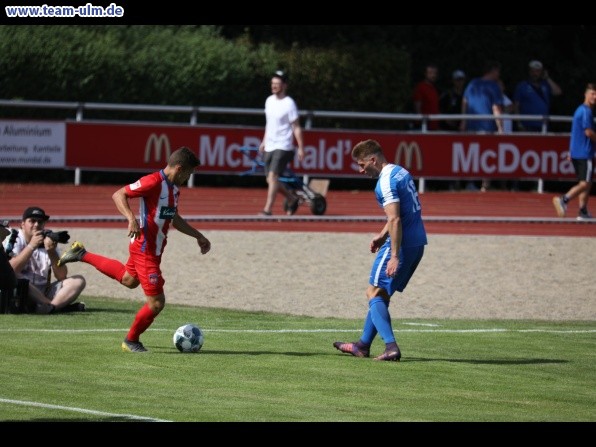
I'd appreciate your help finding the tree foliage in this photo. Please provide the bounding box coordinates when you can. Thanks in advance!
[1,25,596,124]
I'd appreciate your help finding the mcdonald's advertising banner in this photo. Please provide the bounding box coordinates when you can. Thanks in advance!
[66,122,580,180]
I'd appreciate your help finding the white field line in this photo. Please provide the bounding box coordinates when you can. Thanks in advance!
[0,398,171,422]
[0,328,594,334]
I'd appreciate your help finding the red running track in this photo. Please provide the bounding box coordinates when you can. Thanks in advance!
[0,183,594,237]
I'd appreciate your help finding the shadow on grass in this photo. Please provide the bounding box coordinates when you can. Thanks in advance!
[405,357,568,365]
[76,307,133,315]
[151,349,323,356]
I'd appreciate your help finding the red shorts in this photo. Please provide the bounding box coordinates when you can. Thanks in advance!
[125,250,164,296]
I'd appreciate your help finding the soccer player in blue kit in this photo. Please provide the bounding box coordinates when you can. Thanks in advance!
[334,139,428,361]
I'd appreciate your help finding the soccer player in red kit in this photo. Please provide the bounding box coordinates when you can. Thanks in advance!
[58,146,211,352]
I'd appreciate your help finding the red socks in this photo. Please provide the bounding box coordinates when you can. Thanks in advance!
[126,303,156,342]
[82,252,126,282]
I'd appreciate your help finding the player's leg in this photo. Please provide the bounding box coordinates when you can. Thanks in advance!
[59,241,139,288]
[333,243,391,359]
[122,255,164,353]
[370,244,425,361]
[333,308,375,358]
[367,289,400,361]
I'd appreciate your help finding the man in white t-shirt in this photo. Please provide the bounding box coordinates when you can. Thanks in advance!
[258,70,305,216]
[3,206,86,313]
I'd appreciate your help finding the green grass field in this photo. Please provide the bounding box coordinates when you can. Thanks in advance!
[0,296,594,422]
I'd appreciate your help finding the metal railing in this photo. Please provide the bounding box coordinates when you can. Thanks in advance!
[0,99,573,132]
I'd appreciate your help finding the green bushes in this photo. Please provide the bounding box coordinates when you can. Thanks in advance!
[0,25,409,126]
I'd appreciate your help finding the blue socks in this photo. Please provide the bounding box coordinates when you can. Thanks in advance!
[368,297,396,344]
[359,310,377,346]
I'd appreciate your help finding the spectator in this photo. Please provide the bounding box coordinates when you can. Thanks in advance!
[461,61,504,192]
[552,83,596,220]
[439,70,466,131]
[333,139,427,362]
[412,63,440,131]
[3,207,86,314]
[440,69,467,190]
[460,60,504,133]
[513,60,562,132]
[58,147,212,352]
[258,70,305,216]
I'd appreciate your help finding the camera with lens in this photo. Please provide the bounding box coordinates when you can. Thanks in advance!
[40,230,71,246]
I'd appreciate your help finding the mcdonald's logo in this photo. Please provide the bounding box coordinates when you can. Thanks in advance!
[144,133,171,163]
[394,141,423,171]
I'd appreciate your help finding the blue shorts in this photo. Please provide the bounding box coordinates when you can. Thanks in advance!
[369,242,425,296]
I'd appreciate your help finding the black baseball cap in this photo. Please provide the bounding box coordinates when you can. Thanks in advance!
[273,70,288,83]
[22,206,50,221]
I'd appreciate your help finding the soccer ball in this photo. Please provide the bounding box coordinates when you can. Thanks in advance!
[173,323,204,353]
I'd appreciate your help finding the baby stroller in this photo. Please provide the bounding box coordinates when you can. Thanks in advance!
[239,146,328,215]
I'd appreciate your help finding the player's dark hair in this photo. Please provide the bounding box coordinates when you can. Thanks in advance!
[169,146,200,169]
[585,83,596,92]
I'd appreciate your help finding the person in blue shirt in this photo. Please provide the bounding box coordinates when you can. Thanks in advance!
[460,60,504,133]
[513,60,562,132]
[553,83,596,220]
[333,139,428,361]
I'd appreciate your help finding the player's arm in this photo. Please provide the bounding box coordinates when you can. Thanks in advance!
[370,221,389,253]
[173,213,211,255]
[383,201,402,277]
[112,187,140,239]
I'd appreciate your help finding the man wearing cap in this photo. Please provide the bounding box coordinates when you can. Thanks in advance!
[439,69,467,131]
[258,70,305,216]
[513,60,562,132]
[2,206,86,313]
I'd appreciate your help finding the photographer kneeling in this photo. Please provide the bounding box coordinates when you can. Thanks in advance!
[3,207,86,314]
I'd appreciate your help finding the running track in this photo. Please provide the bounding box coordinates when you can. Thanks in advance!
[1,183,594,237]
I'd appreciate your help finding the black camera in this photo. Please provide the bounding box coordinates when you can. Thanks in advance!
[41,230,71,245]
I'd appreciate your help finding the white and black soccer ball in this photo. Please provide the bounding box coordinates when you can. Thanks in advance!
[173,323,204,353]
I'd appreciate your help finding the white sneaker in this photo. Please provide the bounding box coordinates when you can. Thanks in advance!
[577,209,593,221]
